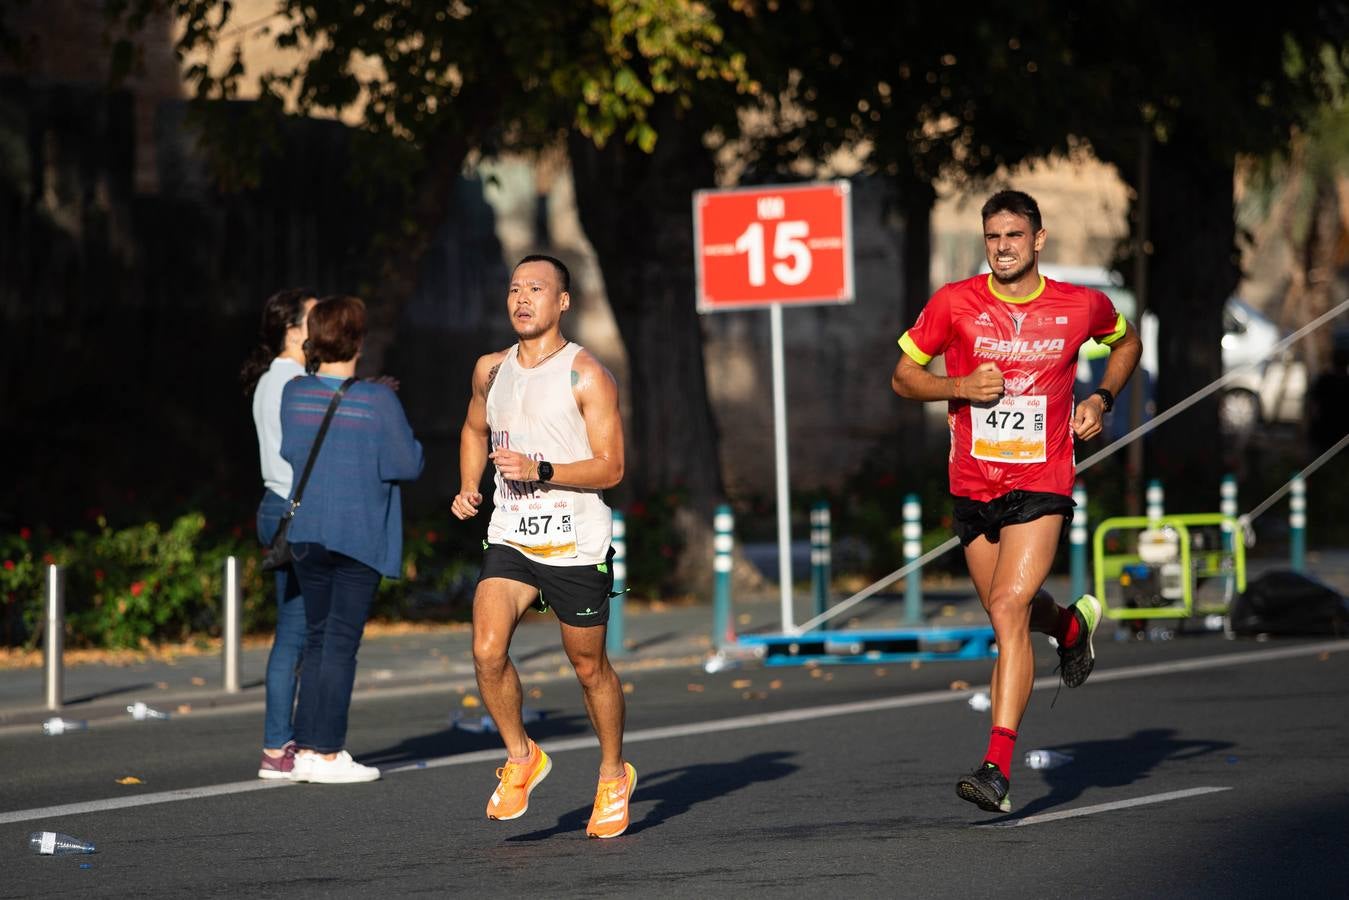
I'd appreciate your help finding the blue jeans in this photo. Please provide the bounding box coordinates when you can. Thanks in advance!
[257,490,306,748]
[289,542,382,753]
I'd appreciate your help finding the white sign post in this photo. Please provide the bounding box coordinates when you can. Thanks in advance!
[693,181,855,632]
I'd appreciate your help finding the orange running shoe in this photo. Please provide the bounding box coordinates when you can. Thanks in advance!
[586,762,637,839]
[486,740,552,820]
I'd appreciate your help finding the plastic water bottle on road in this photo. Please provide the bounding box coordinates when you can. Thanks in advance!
[967,691,991,712]
[1024,749,1074,770]
[29,831,96,855]
[127,702,170,721]
[42,717,89,736]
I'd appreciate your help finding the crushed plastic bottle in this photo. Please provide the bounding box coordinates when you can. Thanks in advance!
[42,717,89,736]
[1024,749,1074,770]
[450,706,544,734]
[703,653,738,674]
[126,702,170,721]
[29,831,96,855]
[967,691,991,712]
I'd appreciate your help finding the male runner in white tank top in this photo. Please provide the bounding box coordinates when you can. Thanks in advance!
[451,254,635,838]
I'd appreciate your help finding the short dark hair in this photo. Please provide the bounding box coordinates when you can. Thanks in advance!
[304,295,366,372]
[981,190,1043,233]
[515,254,570,293]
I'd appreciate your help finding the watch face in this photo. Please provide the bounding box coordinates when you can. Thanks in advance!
[538,461,553,482]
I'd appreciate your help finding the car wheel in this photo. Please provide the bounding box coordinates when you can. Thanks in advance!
[1219,388,1261,434]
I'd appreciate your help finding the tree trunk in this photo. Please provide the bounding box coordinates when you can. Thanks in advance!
[359,128,472,377]
[1143,122,1240,509]
[568,105,764,598]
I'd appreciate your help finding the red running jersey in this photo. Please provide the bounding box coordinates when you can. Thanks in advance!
[899,274,1125,502]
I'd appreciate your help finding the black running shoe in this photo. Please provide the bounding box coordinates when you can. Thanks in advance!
[956,763,1011,813]
[1056,594,1103,689]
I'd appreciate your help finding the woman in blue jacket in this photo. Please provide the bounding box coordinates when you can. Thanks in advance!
[280,295,424,784]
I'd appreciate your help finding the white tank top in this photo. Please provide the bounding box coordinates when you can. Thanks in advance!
[485,343,612,566]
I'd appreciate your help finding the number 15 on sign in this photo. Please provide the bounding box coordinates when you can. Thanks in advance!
[694,182,854,312]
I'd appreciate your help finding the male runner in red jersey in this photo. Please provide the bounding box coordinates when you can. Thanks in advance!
[891,190,1141,814]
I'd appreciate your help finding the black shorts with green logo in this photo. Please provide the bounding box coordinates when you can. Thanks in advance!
[478,543,615,627]
[952,490,1075,547]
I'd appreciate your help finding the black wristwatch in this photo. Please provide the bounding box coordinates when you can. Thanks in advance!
[536,460,554,482]
[1091,388,1115,413]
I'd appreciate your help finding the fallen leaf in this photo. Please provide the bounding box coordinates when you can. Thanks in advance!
[810,669,823,679]
[1319,652,1330,662]
[742,691,768,700]
[910,660,922,670]
[687,683,705,693]
[462,695,481,708]
[874,668,888,677]
[737,613,752,625]
[176,704,192,714]
[823,673,834,682]
[949,680,970,691]
[731,679,752,689]
[942,605,957,617]
[155,682,168,690]
[190,676,206,686]
[528,687,543,699]
[769,679,782,690]
[622,682,635,695]
[115,776,143,785]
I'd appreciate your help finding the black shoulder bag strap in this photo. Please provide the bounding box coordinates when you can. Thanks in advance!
[283,376,358,521]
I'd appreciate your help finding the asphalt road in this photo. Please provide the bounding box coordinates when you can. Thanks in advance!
[4,633,1347,898]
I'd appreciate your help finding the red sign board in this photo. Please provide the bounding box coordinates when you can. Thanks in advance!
[694,181,854,312]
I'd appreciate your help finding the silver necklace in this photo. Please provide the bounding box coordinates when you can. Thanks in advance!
[519,339,568,369]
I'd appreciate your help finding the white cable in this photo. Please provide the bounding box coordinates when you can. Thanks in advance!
[791,296,1349,635]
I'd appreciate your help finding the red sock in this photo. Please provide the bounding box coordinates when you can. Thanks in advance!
[983,726,1018,777]
[1055,605,1082,648]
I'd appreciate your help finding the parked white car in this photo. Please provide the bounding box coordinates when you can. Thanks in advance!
[1036,264,1306,434]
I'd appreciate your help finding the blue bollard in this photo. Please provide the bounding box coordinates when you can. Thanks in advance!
[810,502,831,630]
[713,504,735,648]
[1146,479,1164,524]
[1290,474,1306,573]
[1220,474,1238,594]
[1070,481,1087,602]
[903,493,922,624]
[606,511,627,658]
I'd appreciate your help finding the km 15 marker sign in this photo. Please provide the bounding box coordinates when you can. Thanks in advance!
[693,181,854,312]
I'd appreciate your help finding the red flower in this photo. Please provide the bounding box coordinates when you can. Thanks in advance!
[43,553,55,565]
[425,530,438,544]
[629,501,648,518]
[19,527,32,540]
[2,560,13,570]
[95,569,105,582]
[130,581,144,597]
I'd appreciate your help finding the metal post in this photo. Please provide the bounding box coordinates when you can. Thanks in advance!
[713,504,735,648]
[769,303,794,632]
[1070,481,1088,602]
[903,493,923,624]
[1146,479,1164,524]
[223,556,241,694]
[810,502,831,629]
[1290,474,1306,573]
[607,511,627,657]
[44,565,64,711]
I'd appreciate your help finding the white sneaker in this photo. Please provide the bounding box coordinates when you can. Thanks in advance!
[293,750,381,784]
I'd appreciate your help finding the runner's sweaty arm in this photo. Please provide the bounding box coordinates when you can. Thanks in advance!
[451,350,508,520]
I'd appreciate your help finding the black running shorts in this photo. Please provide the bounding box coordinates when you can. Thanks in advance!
[478,543,615,627]
[951,490,1075,547]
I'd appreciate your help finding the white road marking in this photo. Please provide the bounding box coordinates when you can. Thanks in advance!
[981,786,1233,828]
[1,639,1343,825]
